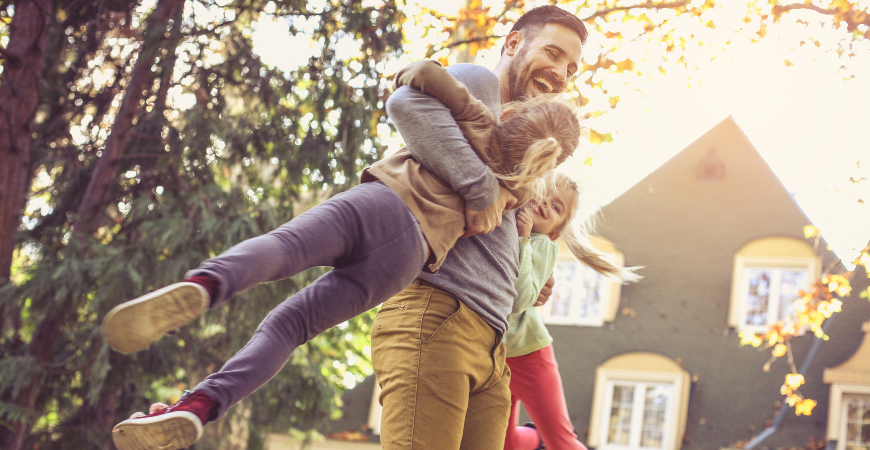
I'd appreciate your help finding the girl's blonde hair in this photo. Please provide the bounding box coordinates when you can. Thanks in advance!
[487,95,581,205]
[546,172,642,284]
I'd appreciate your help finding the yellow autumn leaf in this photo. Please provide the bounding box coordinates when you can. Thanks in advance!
[587,130,613,145]
[772,344,787,357]
[785,373,805,389]
[817,299,841,318]
[852,250,870,268]
[786,394,801,406]
[803,225,820,238]
[795,398,817,416]
[584,156,593,167]
[738,330,763,347]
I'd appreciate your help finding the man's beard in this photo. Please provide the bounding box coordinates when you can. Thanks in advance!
[507,46,561,101]
[507,46,532,102]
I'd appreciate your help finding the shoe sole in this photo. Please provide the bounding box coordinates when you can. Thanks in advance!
[112,411,203,450]
[102,282,208,354]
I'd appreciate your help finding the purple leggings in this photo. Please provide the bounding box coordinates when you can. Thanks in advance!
[188,182,428,419]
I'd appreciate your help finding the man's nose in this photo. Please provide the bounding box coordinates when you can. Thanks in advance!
[550,66,568,90]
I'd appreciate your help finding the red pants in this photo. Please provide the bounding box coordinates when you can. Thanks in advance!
[503,345,587,450]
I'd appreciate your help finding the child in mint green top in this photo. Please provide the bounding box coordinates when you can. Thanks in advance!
[504,232,558,358]
[503,173,640,450]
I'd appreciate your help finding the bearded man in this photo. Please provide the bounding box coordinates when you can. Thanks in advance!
[371,6,587,450]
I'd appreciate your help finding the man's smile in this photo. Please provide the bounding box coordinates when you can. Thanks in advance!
[533,76,554,93]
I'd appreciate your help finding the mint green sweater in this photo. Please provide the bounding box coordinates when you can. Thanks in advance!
[504,233,558,358]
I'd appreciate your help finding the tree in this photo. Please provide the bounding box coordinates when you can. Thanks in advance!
[0,1,402,448]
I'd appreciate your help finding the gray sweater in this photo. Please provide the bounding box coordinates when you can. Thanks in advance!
[385,64,519,333]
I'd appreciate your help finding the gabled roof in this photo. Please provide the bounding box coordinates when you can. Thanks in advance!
[596,115,840,270]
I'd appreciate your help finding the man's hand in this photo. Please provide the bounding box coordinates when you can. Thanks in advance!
[462,187,518,238]
[534,273,555,307]
[516,206,534,238]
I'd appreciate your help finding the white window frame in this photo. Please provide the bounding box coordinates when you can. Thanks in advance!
[590,368,686,450]
[829,383,870,450]
[730,255,818,333]
[540,258,614,327]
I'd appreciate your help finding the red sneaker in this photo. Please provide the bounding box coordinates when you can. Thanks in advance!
[111,390,218,450]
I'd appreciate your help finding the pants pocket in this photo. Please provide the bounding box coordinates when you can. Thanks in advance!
[420,289,461,345]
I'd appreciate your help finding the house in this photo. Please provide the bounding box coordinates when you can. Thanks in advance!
[299,116,870,450]
[537,115,870,450]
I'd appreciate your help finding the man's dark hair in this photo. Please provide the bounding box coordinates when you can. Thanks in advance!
[509,5,588,45]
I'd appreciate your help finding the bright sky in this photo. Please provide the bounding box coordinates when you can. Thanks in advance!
[251,0,870,268]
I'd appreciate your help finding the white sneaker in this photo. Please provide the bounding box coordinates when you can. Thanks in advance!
[112,410,203,450]
[102,282,209,354]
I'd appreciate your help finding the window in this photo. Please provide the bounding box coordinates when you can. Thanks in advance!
[604,382,673,449]
[588,353,690,450]
[742,265,809,329]
[728,237,820,332]
[543,260,608,326]
[843,395,870,449]
[827,384,870,450]
[540,237,625,327]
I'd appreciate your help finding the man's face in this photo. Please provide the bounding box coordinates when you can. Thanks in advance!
[506,23,583,101]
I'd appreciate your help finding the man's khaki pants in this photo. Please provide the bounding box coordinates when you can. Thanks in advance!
[372,279,511,450]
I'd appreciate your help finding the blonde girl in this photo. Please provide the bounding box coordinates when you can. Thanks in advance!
[505,173,640,450]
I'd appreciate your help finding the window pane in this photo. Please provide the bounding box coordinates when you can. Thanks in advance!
[745,269,771,325]
[846,396,870,446]
[778,269,808,323]
[640,385,672,448]
[608,385,635,445]
[550,262,577,318]
[577,267,602,320]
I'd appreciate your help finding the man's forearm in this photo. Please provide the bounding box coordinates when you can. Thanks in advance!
[384,68,500,210]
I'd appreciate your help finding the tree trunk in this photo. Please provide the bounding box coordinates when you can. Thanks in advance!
[0,1,184,448]
[0,0,51,285]
[0,4,52,446]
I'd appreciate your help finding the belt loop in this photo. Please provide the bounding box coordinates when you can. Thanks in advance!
[413,278,422,287]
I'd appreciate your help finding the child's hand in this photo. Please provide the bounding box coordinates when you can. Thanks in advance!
[516,207,533,237]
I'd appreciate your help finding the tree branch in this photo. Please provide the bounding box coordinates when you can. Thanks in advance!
[443,35,500,50]
[584,0,691,21]
[773,3,870,30]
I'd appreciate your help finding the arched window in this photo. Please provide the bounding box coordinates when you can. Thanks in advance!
[728,237,820,332]
[539,236,627,327]
[588,353,691,450]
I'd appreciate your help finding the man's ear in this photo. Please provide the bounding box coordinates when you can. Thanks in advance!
[500,108,517,121]
[503,30,523,56]
[547,230,562,241]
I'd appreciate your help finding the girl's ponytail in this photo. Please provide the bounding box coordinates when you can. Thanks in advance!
[492,95,582,202]
[560,224,642,284]
[496,136,561,190]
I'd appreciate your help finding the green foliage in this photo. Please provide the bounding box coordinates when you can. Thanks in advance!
[1,0,404,448]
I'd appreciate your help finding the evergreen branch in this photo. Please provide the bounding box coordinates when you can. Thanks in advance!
[42,344,101,376]
[584,0,691,21]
